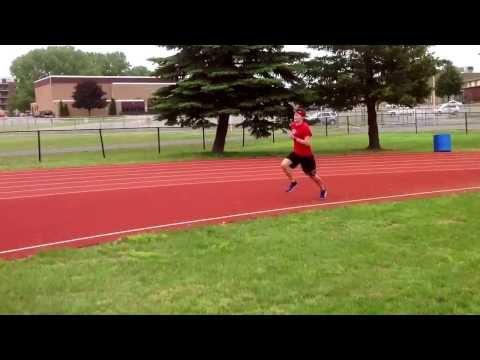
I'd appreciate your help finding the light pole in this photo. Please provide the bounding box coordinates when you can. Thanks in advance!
[432,75,436,113]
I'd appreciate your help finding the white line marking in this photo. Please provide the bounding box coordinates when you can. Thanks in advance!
[1,152,479,178]
[1,163,480,190]
[2,158,480,184]
[1,185,479,255]
[1,167,480,200]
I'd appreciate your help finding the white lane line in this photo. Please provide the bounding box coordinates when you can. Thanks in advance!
[1,162,480,189]
[1,157,480,187]
[1,167,480,199]
[1,185,480,255]
[1,153,479,179]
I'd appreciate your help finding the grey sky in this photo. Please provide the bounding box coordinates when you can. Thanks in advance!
[1,45,479,78]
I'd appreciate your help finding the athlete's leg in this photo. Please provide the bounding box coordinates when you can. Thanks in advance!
[308,171,327,191]
[281,157,299,192]
[281,158,295,183]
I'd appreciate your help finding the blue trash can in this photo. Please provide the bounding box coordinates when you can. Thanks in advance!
[433,134,452,152]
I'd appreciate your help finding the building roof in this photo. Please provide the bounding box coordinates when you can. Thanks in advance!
[34,75,174,87]
[462,72,480,83]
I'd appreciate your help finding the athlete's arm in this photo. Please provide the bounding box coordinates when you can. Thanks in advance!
[294,136,311,147]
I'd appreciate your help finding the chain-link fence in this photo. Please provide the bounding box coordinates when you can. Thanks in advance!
[1,112,479,162]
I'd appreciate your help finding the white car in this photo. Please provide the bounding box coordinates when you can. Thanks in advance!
[435,102,463,114]
[307,111,337,125]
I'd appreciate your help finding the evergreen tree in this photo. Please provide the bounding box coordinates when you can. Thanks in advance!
[303,46,438,150]
[149,45,307,153]
[108,98,117,116]
[58,100,65,117]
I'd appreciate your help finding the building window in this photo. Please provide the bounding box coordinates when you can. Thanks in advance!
[121,101,145,114]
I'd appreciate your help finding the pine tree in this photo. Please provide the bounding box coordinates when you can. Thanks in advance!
[303,46,438,150]
[149,46,307,153]
[58,100,65,117]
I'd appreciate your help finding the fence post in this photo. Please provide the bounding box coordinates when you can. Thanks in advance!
[99,129,106,158]
[202,123,206,150]
[272,123,275,143]
[465,112,468,134]
[415,112,418,134]
[347,115,350,135]
[242,123,245,148]
[37,130,42,162]
[157,127,161,154]
[325,119,328,137]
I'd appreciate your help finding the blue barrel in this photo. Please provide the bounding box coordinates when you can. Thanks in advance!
[433,134,452,152]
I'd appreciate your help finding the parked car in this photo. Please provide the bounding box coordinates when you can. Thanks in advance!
[307,111,337,125]
[35,110,55,118]
[435,101,463,114]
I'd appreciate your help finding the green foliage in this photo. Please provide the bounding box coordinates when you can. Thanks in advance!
[86,52,131,76]
[149,45,308,152]
[303,46,439,149]
[1,192,480,314]
[72,81,107,116]
[58,100,70,117]
[58,101,65,116]
[108,98,117,116]
[125,66,151,76]
[436,61,463,100]
[9,46,146,111]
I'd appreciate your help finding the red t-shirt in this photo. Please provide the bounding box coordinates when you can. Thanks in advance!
[291,121,313,156]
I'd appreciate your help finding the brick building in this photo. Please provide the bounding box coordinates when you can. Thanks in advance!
[31,75,174,116]
[462,73,480,104]
[0,78,16,112]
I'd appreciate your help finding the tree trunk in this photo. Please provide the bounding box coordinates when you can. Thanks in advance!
[366,100,381,150]
[212,113,230,153]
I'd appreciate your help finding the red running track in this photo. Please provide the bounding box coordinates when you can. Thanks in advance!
[1,151,480,259]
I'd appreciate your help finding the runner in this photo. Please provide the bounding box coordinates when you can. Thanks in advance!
[280,107,328,199]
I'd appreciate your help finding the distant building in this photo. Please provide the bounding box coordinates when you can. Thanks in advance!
[424,68,480,106]
[31,75,175,116]
[456,66,474,73]
[463,74,480,104]
[0,78,16,112]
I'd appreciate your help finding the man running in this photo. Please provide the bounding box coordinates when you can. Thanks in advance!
[280,107,328,199]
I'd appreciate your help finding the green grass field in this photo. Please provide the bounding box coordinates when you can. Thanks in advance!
[1,129,479,314]
[1,192,479,314]
[1,130,479,171]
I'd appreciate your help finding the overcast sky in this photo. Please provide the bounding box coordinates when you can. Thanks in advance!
[1,45,479,78]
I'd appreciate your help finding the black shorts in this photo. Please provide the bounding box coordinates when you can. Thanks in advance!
[286,152,317,176]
